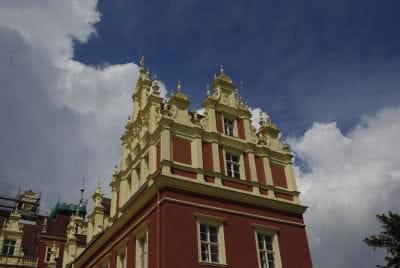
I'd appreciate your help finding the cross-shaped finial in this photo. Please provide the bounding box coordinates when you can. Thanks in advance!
[139,56,145,68]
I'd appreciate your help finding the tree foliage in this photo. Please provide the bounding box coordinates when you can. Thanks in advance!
[364,211,400,268]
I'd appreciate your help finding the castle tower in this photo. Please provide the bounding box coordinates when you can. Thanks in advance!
[73,61,313,268]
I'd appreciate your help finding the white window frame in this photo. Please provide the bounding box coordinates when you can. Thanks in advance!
[45,245,59,262]
[223,118,235,137]
[195,214,226,266]
[253,224,282,268]
[134,223,149,268]
[1,239,16,256]
[225,152,240,179]
[117,247,127,268]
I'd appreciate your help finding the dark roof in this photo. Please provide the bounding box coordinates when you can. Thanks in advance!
[21,215,45,258]
[47,213,70,235]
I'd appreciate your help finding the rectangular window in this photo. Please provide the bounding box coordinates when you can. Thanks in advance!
[117,249,126,268]
[1,239,16,256]
[45,246,59,262]
[135,229,148,268]
[257,233,276,268]
[224,118,234,136]
[200,224,220,263]
[196,215,226,266]
[226,153,240,178]
[45,247,51,262]
[138,237,147,268]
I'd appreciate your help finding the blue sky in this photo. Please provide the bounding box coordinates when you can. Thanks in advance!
[75,0,400,136]
[1,1,400,267]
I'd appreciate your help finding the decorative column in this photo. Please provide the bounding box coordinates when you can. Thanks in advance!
[262,156,275,198]
[192,133,205,182]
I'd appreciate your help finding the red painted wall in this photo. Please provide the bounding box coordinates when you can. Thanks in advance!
[255,156,266,186]
[201,142,214,172]
[243,153,251,182]
[271,163,288,188]
[237,118,246,139]
[80,188,312,268]
[161,188,313,268]
[215,112,223,133]
[172,136,192,165]
[37,240,65,268]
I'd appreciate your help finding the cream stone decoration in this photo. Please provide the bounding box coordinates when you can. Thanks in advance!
[86,184,107,243]
[0,209,24,256]
[0,209,27,266]
[62,213,86,268]
[96,60,301,230]
[47,242,57,268]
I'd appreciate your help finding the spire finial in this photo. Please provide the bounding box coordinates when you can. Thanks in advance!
[220,64,224,74]
[139,56,145,68]
[176,80,183,93]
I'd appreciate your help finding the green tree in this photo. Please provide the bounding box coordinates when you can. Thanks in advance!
[364,211,400,268]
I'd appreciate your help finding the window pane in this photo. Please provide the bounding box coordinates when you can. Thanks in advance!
[268,260,275,268]
[232,155,239,162]
[201,244,209,261]
[9,246,14,256]
[210,244,219,254]
[200,224,207,233]
[260,253,267,268]
[210,233,218,243]
[209,226,218,235]
[200,232,208,242]
[211,252,219,262]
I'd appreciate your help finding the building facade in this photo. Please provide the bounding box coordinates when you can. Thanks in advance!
[71,61,313,268]
[0,190,93,268]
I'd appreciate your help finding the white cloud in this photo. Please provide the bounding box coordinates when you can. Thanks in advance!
[0,0,143,209]
[288,107,400,267]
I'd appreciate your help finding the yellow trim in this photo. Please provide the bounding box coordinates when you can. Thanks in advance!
[194,213,225,223]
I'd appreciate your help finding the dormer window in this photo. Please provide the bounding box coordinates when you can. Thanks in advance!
[225,153,240,179]
[224,118,234,136]
[1,239,16,256]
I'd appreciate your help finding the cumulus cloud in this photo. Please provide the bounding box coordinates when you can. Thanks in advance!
[0,0,143,210]
[288,107,400,268]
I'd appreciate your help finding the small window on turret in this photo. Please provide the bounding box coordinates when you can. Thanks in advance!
[224,118,234,136]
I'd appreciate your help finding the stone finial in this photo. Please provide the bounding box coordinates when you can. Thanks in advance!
[206,84,211,96]
[259,111,271,126]
[93,183,103,207]
[151,77,160,95]
[139,55,145,68]
[220,64,224,75]
[42,217,48,233]
[176,80,183,93]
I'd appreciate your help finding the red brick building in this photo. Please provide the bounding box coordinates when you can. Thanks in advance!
[72,61,313,268]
